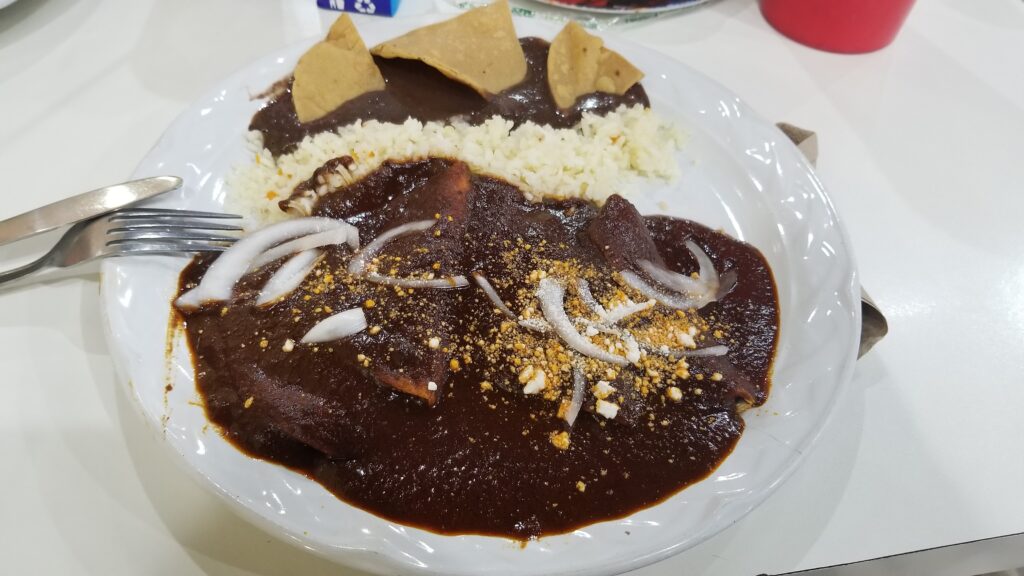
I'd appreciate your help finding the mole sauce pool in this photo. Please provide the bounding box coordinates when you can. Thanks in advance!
[175,158,778,539]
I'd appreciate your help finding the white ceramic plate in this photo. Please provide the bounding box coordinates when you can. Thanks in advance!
[101,16,860,576]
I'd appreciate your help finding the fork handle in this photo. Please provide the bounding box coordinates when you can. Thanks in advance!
[0,257,49,288]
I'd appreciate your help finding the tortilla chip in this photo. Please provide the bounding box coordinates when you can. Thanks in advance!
[595,49,644,95]
[547,21,604,110]
[371,0,527,98]
[547,21,644,109]
[293,14,385,123]
[325,13,363,51]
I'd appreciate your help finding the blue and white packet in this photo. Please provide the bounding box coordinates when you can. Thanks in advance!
[317,0,402,17]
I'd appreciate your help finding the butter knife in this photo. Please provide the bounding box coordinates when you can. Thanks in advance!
[0,176,182,247]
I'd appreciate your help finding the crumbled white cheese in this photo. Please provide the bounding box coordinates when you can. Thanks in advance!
[427,381,438,391]
[595,399,620,419]
[427,336,441,349]
[522,368,547,395]
[518,365,535,384]
[282,338,295,353]
[593,380,616,400]
[676,329,696,349]
[584,325,599,337]
[667,386,682,401]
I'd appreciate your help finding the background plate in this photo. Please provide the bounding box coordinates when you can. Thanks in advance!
[101,16,860,576]
[529,0,711,15]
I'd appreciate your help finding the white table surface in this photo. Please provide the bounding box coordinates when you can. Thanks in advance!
[2,0,1023,574]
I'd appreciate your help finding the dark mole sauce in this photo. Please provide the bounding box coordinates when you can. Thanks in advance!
[177,159,778,539]
[250,37,650,157]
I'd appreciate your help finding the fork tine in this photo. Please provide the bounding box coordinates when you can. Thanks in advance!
[108,220,244,232]
[115,247,231,256]
[108,239,234,255]
[98,209,246,259]
[108,208,243,221]
[107,232,239,245]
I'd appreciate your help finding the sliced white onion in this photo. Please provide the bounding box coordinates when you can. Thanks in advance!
[633,242,721,310]
[686,240,720,296]
[679,344,729,357]
[650,344,730,358]
[576,278,652,326]
[177,217,345,309]
[518,318,551,332]
[256,249,323,306]
[623,332,642,364]
[473,273,515,318]
[575,278,606,317]
[602,298,656,325]
[577,318,622,337]
[347,219,435,276]
[639,259,703,294]
[253,225,359,268]
[365,272,469,289]
[619,270,703,310]
[537,278,627,366]
[565,363,586,427]
[301,307,367,343]
[717,269,738,299]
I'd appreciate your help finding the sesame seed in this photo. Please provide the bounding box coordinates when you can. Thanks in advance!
[549,431,570,450]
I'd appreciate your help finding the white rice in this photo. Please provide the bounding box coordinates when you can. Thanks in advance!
[227,104,683,225]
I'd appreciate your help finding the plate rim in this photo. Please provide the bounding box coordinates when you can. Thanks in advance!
[528,0,711,16]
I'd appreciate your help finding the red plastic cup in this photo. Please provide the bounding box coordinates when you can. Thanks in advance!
[760,0,917,54]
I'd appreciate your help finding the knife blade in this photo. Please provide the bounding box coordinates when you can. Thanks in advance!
[0,176,182,247]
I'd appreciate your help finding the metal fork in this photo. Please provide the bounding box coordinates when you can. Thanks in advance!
[0,208,242,287]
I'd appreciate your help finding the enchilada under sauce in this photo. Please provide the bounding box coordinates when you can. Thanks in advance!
[175,158,778,539]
